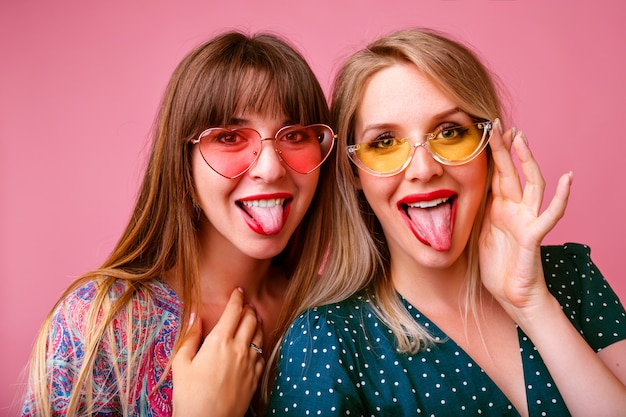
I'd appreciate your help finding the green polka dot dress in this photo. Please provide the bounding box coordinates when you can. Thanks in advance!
[268,243,626,416]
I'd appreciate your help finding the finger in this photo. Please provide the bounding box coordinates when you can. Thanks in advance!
[234,303,261,346]
[172,313,202,370]
[249,316,264,357]
[512,132,546,214]
[251,317,266,381]
[498,119,515,152]
[253,353,266,383]
[490,122,522,201]
[534,171,572,237]
[211,287,246,338]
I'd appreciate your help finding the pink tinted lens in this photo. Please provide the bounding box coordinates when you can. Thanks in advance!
[276,125,334,174]
[197,128,260,178]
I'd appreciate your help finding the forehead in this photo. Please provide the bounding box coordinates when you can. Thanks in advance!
[356,63,459,131]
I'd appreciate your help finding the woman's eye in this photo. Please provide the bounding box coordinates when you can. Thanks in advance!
[284,131,305,143]
[217,132,244,144]
[369,134,400,149]
[433,126,469,141]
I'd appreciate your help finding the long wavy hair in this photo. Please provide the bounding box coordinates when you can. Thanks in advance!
[26,31,336,416]
[330,28,507,352]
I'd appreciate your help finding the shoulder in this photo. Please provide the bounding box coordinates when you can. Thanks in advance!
[284,292,373,338]
[541,241,592,265]
[58,277,181,317]
[541,242,597,293]
[52,278,181,343]
[540,242,614,296]
[278,291,379,366]
[541,243,626,350]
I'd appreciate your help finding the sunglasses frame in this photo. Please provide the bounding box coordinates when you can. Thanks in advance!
[346,120,493,177]
[191,123,336,179]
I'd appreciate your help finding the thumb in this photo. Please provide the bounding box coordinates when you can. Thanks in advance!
[173,313,202,368]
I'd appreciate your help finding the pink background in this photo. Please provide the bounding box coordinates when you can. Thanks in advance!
[2,0,625,412]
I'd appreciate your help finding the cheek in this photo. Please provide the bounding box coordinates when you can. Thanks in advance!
[358,175,398,214]
[192,150,232,208]
[450,156,489,215]
[294,171,321,205]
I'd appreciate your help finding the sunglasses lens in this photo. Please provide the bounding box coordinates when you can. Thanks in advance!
[196,125,335,178]
[197,128,259,178]
[429,124,486,163]
[277,125,334,174]
[350,122,491,175]
[353,138,412,174]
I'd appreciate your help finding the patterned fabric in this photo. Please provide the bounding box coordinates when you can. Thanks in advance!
[268,243,626,416]
[22,279,182,416]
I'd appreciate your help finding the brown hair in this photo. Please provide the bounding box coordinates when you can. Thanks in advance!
[26,31,334,416]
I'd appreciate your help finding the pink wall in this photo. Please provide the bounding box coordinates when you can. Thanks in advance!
[2,0,625,412]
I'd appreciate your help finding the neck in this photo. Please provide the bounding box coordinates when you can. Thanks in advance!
[389,245,471,313]
[194,244,287,340]
[199,254,274,301]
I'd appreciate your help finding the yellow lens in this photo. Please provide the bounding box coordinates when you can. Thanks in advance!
[356,139,411,173]
[429,124,481,161]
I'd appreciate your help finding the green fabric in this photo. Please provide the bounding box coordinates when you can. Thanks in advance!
[268,243,626,416]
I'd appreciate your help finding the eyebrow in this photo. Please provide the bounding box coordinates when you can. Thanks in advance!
[228,117,246,127]
[360,107,467,136]
[228,117,293,128]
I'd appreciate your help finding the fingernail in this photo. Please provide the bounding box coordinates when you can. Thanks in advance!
[510,126,517,141]
[189,312,196,326]
[518,131,528,145]
[494,118,504,135]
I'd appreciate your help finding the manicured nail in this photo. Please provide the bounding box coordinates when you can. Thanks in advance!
[510,126,517,141]
[189,312,196,326]
[518,131,528,145]
[494,118,504,135]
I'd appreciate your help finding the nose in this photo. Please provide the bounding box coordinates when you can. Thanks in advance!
[247,138,287,182]
[403,143,443,181]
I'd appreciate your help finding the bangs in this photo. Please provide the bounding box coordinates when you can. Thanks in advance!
[173,32,329,140]
[232,68,292,122]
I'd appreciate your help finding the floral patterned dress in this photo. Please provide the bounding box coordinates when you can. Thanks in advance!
[22,279,182,416]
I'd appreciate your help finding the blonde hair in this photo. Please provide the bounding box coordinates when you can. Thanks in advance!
[330,28,506,353]
[26,31,334,416]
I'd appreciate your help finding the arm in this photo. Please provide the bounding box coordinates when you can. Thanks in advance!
[479,123,626,415]
[171,288,264,417]
[22,282,122,416]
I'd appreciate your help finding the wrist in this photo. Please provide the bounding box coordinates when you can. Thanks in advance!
[508,291,562,332]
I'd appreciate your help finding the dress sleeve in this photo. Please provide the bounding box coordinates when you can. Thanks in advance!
[542,243,626,351]
[21,282,121,416]
[267,306,366,416]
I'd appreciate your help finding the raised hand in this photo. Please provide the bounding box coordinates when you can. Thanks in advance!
[478,119,572,315]
[172,288,265,417]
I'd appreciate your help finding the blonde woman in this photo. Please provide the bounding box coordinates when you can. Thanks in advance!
[22,31,340,417]
[267,29,626,416]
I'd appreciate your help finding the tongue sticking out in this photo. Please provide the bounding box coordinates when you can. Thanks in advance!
[406,202,452,251]
[244,202,284,235]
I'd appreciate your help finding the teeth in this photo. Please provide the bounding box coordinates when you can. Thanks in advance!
[242,198,284,208]
[407,197,449,209]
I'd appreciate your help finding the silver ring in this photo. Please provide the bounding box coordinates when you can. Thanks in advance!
[250,342,263,355]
